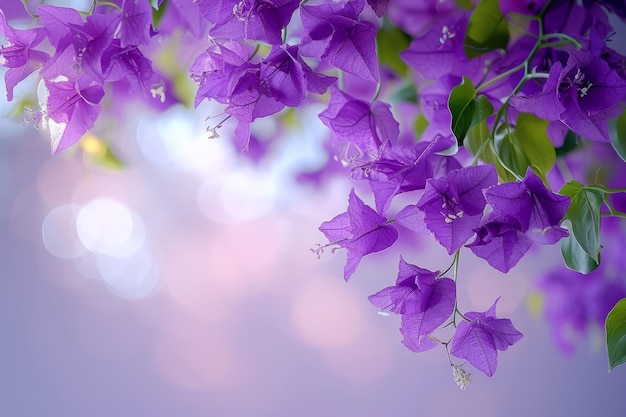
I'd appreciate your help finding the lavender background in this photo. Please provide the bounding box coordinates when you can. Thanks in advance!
[1,90,625,417]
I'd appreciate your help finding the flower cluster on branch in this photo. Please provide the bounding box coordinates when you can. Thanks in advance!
[3,0,626,386]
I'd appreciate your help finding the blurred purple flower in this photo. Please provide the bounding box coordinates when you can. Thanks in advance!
[537,265,626,355]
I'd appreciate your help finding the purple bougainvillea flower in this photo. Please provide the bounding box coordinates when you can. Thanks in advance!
[39,5,121,85]
[351,139,443,214]
[260,45,336,107]
[511,49,626,142]
[466,212,535,273]
[190,40,286,151]
[417,164,498,254]
[101,39,159,97]
[369,257,455,352]
[300,1,379,82]
[39,76,105,154]
[119,0,153,47]
[537,264,626,355]
[449,298,523,377]
[319,85,399,156]
[367,0,389,17]
[319,188,398,281]
[199,0,300,45]
[0,10,50,100]
[485,167,569,245]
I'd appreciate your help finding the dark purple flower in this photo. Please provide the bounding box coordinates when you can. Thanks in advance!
[485,167,569,245]
[300,1,379,82]
[318,188,398,281]
[369,257,455,352]
[511,49,626,142]
[0,10,50,100]
[417,164,498,254]
[466,213,534,273]
[367,0,389,17]
[449,298,523,377]
[260,45,336,107]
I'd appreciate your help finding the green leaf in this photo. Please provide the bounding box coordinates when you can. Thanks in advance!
[611,110,626,163]
[560,225,600,274]
[390,81,418,103]
[559,181,603,263]
[377,20,412,77]
[454,0,474,10]
[464,0,509,59]
[606,298,626,371]
[555,130,580,157]
[449,76,494,145]
[465,121,515,182]
[414,113,428,138]
[152,0,167,28]
[494,113,555,180]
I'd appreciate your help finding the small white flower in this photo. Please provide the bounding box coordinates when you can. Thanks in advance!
[452,364,471,390]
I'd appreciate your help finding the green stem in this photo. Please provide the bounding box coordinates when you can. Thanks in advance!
[476,62,525,93]
[540,32,582,49]
[586,185,626,194]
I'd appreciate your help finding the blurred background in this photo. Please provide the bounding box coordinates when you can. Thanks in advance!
[1,86,626,417]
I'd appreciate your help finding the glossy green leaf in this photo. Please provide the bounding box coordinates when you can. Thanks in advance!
[377,21,412,77]
[494,113,555,180]
[606,298,626,371]
[560,225,600,274]
[464,0,509,59]
[559,181,603,263]
[611,110,626,163]
[449,77,494,145]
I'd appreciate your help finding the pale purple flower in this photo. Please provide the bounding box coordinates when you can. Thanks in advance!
[0,10,50,100]
[39,77,105,154]
[319,85,399,156]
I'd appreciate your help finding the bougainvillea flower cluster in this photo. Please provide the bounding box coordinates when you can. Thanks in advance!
[2,0,626,386]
